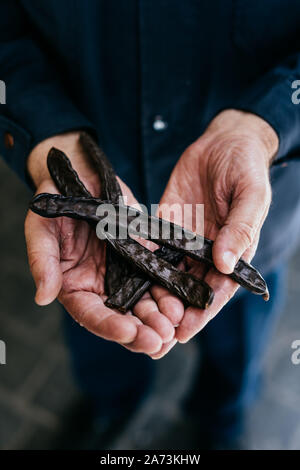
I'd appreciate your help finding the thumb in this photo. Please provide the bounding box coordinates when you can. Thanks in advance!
[213,185,270,274]
[25,212,62,305]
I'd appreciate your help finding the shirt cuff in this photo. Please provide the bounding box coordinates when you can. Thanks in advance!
[235,73,300,165]
[0,99,96,190]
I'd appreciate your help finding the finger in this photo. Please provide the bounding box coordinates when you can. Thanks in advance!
[242,204,269,262]
[25,211,62,305]
[133,292,175,343]
[150,259,207,327]
[242,231,260,264]
[175,267,239,343]
[213,183,271,274]
[176,224,266,344]
[122,324,163,355]
[150,338,178,360]
[59,289,139,344]
[150,285,185,326]
[60,289,163,354]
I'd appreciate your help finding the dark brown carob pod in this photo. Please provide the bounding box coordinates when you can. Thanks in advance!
[30,192,214,309]
[30,193,269,301]
[47,138,184,309]
[79,132,184,303]
[105,246,183,312]
[47,147,91,197]
[79,132,131,295]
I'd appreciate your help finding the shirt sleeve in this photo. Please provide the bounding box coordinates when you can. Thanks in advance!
[0,0,96,186]
[236,52,300,165]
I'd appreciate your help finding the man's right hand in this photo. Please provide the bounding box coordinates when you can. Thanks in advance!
[25,132,183,357]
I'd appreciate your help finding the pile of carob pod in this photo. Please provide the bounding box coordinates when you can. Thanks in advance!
[29,132,269,312]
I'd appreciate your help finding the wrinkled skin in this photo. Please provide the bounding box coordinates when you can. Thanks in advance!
[150,109,278,351]
[25,108,278,360]
[25,132,181,357]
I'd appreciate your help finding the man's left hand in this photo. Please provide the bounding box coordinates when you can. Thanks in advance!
[150,109,279,356]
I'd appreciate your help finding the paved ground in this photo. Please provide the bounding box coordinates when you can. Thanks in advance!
[0,158,300,450]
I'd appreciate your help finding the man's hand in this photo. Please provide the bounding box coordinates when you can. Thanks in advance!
[25,132,180,356]
[151,109,279,346]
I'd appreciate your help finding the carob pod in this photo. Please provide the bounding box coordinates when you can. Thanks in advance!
[79,132,184,307]
[105,246,183,312]
[46,149,189,308]
[47,147,91,197]
[30,192,213,309]
[49,137,184,310]
[104,235,214,309]
[48,144,130,296]
[79,132,131,296]
[30,193,269,300]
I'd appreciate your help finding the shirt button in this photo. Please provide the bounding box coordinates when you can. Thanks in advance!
[153,115,168,131]
[4,132,14,149]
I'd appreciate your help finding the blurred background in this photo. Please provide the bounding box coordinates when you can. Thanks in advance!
[0,157,300,450]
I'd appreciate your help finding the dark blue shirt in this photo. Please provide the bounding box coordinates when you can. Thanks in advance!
[1,0,300,273]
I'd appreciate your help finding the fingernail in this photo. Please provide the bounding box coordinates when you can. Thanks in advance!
[222,250,237,272]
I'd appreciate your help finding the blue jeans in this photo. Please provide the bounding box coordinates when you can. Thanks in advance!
[185,263,287,440]
[63,264,286,437]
